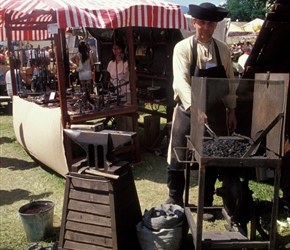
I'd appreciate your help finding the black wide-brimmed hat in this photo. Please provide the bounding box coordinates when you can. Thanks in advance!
[189,2,228,22]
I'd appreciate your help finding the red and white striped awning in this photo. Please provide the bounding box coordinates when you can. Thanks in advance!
[0,0,54,41]
[51,0,188,30]
[1,0,188,41]
[0,26,53,42]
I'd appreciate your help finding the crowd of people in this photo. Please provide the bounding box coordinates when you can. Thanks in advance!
[0,43,59,97]
[230,41,253,77]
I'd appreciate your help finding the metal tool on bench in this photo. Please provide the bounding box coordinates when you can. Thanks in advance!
[77,166,120,179]
[64,129,136,177]
[204,123,219,141]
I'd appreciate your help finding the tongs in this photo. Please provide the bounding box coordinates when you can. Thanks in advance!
[205,123,219,141]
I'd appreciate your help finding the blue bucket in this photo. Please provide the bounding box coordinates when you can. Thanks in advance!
[18,200,55,242]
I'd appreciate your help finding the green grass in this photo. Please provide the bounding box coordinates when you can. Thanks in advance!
[0,116,64,249]
[1,114,290,249]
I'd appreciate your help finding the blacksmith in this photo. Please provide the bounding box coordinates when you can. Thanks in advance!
[166,2,237,221]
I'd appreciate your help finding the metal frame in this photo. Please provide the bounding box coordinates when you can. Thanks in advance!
[183,137,281,249]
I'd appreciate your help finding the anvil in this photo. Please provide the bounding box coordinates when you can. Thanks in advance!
[64,129,136,172]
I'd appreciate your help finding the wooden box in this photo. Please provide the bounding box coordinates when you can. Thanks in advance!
[58,162,142,250]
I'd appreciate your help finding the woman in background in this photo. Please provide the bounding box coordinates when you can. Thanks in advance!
[71,41,93,92]
[107,41,132,131]
[107,41,130,103]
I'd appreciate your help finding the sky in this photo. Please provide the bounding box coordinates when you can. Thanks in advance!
[169,0,225,8]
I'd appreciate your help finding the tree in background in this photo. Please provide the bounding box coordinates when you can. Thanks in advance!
[221,0,275,22]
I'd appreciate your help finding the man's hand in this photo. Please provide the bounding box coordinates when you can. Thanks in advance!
[198,109,208,124]
[228,108,237,133]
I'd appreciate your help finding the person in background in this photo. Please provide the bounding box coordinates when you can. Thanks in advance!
[24,44,31,67]
[107,41,130,103]
[166,2,237,221]
[0,57,9,96]
[5,59,28,96]
[245,41,253,50]
[238,46,251,77]
[25,58,41,92]
[106,41,132,131]
[0,58,10,87]
[0,48,6,62]
[71,41,94,92]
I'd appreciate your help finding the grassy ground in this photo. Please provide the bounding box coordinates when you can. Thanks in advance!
[1,114,290,249]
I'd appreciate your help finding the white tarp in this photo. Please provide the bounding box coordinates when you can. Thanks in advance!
[13,96,69,177]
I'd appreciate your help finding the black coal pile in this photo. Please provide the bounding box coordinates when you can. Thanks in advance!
[203,139,251,157]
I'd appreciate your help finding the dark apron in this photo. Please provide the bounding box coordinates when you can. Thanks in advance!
[168,37,229,170]
[191,37,229,136]
[190,38,230,205]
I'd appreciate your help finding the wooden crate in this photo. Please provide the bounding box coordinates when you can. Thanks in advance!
[58,162,142,250]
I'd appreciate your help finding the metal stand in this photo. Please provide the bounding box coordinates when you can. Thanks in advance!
[184,137,281,250]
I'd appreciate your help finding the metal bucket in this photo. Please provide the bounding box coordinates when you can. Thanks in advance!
[18,200,55,242]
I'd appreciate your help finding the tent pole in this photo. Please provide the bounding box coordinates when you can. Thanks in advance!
[126,26,140,162]
[54,29,73,170]
[5,13,17,96]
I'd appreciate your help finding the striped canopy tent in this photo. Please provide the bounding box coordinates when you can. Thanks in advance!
[3,0,188,176]
[1,0,188,41]
[53,0,188,29]
[0,0,55,41]
[4,0,188,122]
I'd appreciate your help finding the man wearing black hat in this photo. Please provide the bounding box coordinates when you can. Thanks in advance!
[166,2,237,220]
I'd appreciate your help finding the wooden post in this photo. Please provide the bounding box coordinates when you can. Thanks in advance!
[144,115,160,148]
[126,27,141,162]
[54,29,73,170]
[5,13,17,96]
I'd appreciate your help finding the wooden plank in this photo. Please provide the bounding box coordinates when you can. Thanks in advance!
[221,208,248,236]
[202,239,270,249]
[63,240,110,250]
[273,3,290,12]
[64,230,112,248]
[67,210,111,227]
[68,199,110,217]
[203,232,248,241]
[265,20,290,30]
[143,115,160,147]
[70,176,110,192]
[65,220,112,237]
[69,189,110,205]
[114,171,138,203]
[69,105,138,124]
[267,12,290,22]
[59,176,73,248]
[185,207,197,246]
[254,74,288,161]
